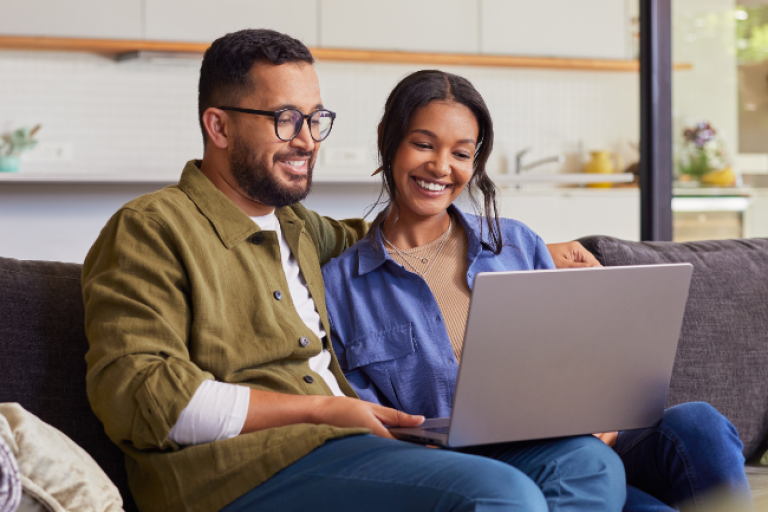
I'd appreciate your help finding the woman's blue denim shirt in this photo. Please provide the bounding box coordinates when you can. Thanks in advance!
[322,206,555,418]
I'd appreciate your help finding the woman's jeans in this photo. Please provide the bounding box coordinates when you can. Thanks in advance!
[222,402,750,512]
[618,402,751,511]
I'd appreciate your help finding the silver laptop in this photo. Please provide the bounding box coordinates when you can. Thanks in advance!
[389,263,693,448]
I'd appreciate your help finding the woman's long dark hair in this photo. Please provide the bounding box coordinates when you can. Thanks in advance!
[369,70,503,254]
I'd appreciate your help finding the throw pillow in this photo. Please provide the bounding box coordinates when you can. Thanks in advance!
[0,403,123,512]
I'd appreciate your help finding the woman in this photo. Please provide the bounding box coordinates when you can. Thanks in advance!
[322,70,751,512]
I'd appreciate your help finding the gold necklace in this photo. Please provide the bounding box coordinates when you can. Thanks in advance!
[382,218,452,277]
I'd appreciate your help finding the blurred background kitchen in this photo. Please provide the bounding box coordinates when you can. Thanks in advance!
[0,0,766,262]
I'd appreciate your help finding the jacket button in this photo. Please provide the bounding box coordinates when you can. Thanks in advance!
[274,290,282,300]
[303,375,314,384]
[251,233,264,245]
[299,337,310,347]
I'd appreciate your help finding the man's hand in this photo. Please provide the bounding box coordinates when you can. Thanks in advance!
[312,396,425,439]
[240,389,424,439]
[593,431,618,447]
[546,241,602,268]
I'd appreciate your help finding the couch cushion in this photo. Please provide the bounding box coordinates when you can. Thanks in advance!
[578,236,768,460]
[0,256,137,512]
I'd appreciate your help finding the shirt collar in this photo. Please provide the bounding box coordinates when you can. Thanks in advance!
[177,160,302,249]
[357,204,492,275]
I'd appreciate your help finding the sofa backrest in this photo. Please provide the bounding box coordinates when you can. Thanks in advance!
[4,236,767,497]
[578,236,768,460]
[0,256,137,512]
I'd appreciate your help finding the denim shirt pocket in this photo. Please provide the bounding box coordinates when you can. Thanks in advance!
[346,323,420,413]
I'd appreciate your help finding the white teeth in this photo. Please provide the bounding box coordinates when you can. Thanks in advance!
[285,160,305,167]
[416,179,448,191]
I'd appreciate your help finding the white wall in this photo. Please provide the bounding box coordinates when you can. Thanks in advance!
[0,51,639,178]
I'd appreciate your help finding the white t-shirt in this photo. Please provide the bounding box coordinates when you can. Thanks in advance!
[168,211,345,445]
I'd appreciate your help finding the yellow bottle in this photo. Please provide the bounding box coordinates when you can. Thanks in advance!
[584,150,624,188]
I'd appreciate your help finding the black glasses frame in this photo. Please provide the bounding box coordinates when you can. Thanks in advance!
[218,106,336,142]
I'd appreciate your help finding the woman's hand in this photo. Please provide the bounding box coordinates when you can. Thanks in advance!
[546,241,602,268]
[312,396,425,439]
[593,431,618,447]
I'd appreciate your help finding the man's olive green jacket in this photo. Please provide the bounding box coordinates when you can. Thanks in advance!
[82,161,370,512]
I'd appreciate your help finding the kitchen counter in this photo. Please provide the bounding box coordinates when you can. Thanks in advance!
[497,187,640,242]
[2,171,761,263]
[673,185,754,196]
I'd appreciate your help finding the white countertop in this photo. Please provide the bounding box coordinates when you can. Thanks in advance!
[672,185,755,196]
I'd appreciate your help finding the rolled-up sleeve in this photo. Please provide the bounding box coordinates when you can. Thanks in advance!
[82,208,213,451]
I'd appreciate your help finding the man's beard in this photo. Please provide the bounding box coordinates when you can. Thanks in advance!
[229,133,314,208]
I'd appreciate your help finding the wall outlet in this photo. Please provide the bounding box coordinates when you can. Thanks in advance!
[21,143,74,163]
[323,146,368,166]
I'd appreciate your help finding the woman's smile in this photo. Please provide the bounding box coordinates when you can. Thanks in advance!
[411,176,452,194]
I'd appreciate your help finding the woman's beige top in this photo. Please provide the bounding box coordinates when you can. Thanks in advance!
[385,218,471,362]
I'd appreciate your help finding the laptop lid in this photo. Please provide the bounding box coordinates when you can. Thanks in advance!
[445,264,693,447]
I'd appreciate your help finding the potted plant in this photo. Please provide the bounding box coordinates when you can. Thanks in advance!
[677,121,731,184]
[0,125,41,173]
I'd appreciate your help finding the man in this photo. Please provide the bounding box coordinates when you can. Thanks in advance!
[83,29,621,512]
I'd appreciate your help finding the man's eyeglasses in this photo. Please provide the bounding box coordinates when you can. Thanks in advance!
[218,107,336,142]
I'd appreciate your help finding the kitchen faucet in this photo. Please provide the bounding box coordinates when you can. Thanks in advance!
[514,147,565,175]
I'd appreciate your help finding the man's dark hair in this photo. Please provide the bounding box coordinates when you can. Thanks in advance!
[198,29,314,144]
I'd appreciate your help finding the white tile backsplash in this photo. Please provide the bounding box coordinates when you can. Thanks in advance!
[0,50,640,178]
[0,51,202,176]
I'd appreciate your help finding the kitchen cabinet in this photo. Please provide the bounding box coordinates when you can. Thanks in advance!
[320,0,479,53]
[480,0,628,59]
[0,0,142,39]
[145,0,318,45]
[498,188,640,242]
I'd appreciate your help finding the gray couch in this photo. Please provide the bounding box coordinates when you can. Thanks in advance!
[1,235,767,510]
[578,236,768,501]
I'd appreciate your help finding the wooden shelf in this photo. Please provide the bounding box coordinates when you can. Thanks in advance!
[0,35,208,55]
[0,35,693,72]
[0,172,180,185]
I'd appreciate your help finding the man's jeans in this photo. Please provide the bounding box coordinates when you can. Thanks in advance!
[222,433,625,511]
[618,402,751,511]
